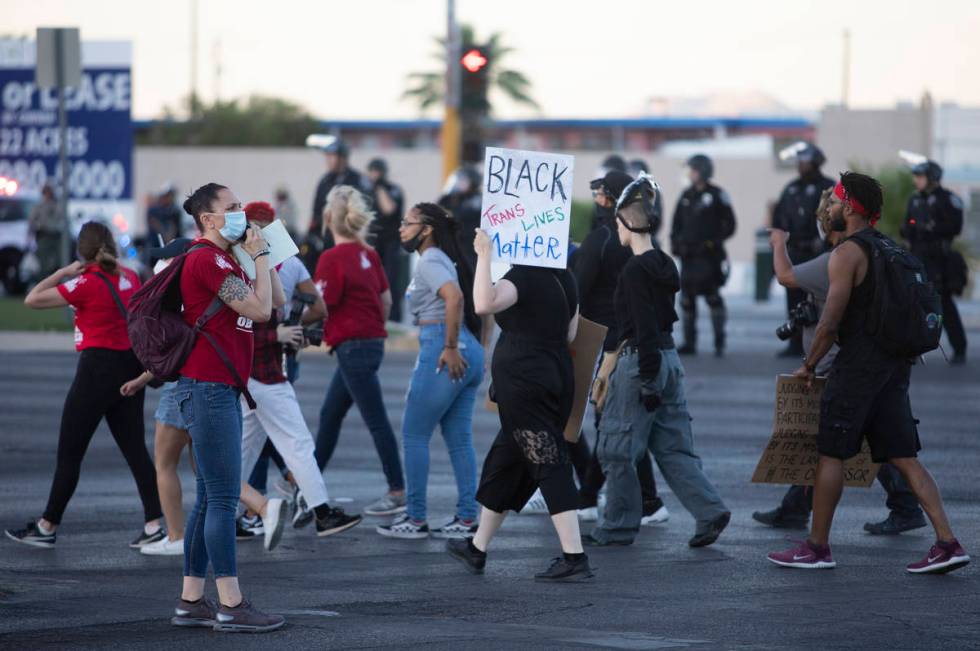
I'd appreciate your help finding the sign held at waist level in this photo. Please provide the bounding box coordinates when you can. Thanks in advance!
[752,375,879,488]
[480,147,574,270]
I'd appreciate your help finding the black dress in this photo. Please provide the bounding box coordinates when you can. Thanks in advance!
[475,265,580,515]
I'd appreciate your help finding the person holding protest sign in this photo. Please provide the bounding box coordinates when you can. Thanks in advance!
[767,172,969,574]
[753,189,926,535]
[446,228,592,582]
[312,185,407,517]
[585,175,731,548]
[5,222,163,551]
[376,203,485,540]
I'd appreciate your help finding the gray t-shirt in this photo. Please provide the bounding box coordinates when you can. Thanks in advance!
[793,251,838,374]
[407,247,458,324]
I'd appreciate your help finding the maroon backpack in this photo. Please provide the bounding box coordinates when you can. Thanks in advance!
[127,244,256,408]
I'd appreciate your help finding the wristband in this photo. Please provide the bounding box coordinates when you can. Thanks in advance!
[444,344,458,349]
[803,358,817,373]
[252,250,271,261]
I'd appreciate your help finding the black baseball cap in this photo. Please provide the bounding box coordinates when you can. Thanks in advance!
[590,170,633,199]
[149,237,192,260]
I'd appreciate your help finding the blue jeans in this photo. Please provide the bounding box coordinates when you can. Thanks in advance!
[403,324,484,522]
[176,377,242,578]
[314,338,404,491]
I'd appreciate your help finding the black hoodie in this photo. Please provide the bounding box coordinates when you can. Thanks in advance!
[613,248,681,381]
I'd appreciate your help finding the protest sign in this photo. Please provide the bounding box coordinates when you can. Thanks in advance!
[562,317,607,442]
[232,219,299,279]
[480,147,574,270]
[752,375,878,488]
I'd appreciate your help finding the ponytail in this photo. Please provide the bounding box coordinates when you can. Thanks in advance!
[77,222,120,275]
[413,202,481,338]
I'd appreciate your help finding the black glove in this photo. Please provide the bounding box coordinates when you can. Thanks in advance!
[640,381,662,412]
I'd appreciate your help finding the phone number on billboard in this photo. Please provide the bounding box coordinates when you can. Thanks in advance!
[0,157,126,199]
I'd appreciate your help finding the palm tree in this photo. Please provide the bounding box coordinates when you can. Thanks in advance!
[403,25,538,114]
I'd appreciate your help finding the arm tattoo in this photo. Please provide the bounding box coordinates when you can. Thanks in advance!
[218,274,249,304]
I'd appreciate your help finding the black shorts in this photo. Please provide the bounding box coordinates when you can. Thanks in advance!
[817,362,921,463]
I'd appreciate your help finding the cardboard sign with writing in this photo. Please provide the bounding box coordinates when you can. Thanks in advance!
[752,375,879,487]
[481,147,574,269]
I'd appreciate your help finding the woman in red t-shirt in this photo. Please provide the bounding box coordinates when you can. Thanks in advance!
[4,222,163,551]
[313,185,406,516]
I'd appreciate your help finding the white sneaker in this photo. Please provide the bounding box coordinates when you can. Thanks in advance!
[364,493,407,516]
[577,506,599,522]
[263,498,287,552]
[641,505,670,526]
[140,537,184,556]
[375,513,429,539]
[519,489,549,515]
[431,516,478,540]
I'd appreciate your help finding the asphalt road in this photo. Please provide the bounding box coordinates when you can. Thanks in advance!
[1,307,979,650]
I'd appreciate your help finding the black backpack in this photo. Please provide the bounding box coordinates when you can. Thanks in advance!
[849,229,943,358]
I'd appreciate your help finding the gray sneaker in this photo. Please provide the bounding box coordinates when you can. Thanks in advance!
[364,492,407,516]
[214,599,285,633]
[171,597,218,628]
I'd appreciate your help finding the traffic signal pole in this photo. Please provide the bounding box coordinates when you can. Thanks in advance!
[441,0,461,182]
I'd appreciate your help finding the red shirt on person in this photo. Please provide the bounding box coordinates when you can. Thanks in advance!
[178,238,254,386]
[313,242,388,348]
[57,264,141,351]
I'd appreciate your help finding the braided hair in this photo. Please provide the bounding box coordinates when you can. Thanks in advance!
[413,202,481,338]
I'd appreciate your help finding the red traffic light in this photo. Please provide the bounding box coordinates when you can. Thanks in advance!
[461,49,487,73]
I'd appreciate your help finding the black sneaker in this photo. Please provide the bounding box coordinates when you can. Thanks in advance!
[447,538,486,574]
[171,597,218,628]
[864,512,928,536]
[130,528,166,549]
[534,555,594,582]
[581,533,631,547]
[316,508,362,538]
[677,344,697,356]
[689,511,731,548]
[214,599,285,633]
[5,521,56,549]
[950,352,966,365]
[752,507,808,530]
[236,516,262,541]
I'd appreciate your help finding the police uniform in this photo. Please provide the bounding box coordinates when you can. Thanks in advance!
[670,183,736,354]
[302,167,374,273]
[772,171,835,354]
[901,185,967,358]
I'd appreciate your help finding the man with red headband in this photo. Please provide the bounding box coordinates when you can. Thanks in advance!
[767,172,969,574]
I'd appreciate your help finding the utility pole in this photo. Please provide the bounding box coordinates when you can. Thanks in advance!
[441,0,461,182]
[36,28,81,267]
[213,38,222,103]
[841,29,851,108]
[190,0,199,115]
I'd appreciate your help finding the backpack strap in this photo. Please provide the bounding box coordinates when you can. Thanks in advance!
[182,242,257,409]
[94,271,128,320]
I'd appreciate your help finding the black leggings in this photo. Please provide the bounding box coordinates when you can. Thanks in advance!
[42,348,162,525]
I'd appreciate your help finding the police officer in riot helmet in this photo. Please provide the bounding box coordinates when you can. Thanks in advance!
[589,156,629,231]
[671,154,736,357]
[438,166,483,269]
[901,160,968,364]
[303,137,373,273]
[367,158,407,322]
[771,143,835,357]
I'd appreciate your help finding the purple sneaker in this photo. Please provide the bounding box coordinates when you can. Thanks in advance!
[906,539,970,575]
[767,539,836,569]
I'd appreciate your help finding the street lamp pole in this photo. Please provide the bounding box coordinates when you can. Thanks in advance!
[441,0,461,182]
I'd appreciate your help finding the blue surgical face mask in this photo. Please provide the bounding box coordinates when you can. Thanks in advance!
[217,210,247,242]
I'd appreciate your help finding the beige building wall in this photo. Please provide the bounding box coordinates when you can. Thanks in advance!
[135,147,798,265]
[817,104,932,174]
